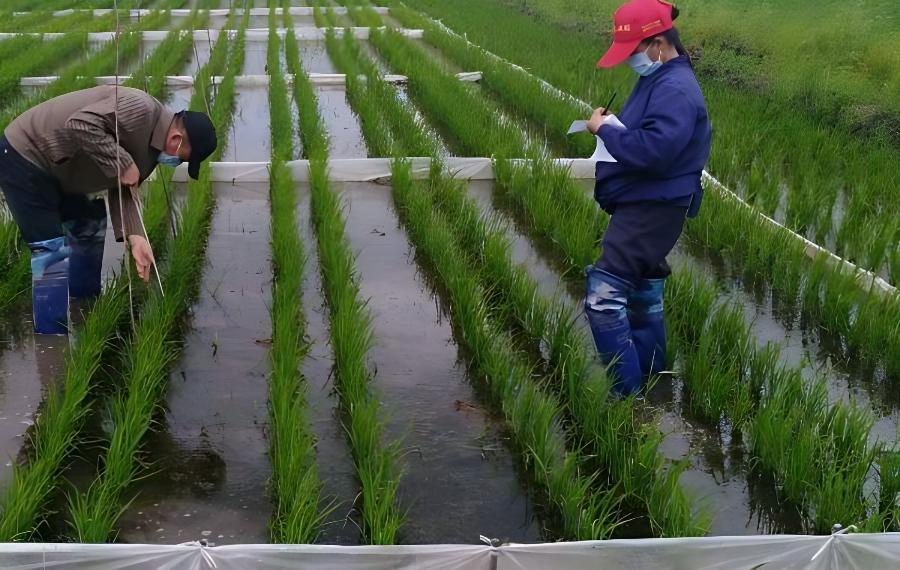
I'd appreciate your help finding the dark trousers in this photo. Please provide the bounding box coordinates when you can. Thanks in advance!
[0,135,105,244]
[595,200,689,281]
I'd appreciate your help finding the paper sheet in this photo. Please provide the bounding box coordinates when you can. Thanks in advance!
[568,115,627,163]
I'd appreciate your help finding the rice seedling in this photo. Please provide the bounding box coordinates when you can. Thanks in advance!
[324,29,396,157]
[285,17,404,544]
[341,0,384,28]
[425,163,706,536]
[370,28,525,158]
[283,26,327,160]
[0,34,92,105]
[324,28,439,157]
[0,9,170,131]
[0,10,222,542]
[392,158,622,540]
[265,15,328,543]
[65,12,244,542]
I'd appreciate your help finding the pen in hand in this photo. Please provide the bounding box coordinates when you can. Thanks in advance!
[588,92,617,134]
[601,92,617,116]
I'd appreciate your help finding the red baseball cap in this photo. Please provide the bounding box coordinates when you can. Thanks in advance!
[597,0,674,68]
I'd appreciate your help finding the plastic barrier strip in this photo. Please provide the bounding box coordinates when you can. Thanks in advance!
[18,72,482,87]
[0,534,897,568]
[0,28,425,41]
[164,157,592,183]
[10,7,391,17]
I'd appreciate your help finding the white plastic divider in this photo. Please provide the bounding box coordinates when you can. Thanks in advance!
[0,533,897,568]
[0,28,424,42]
[10,7,390,17]
[167,158,594,184]
[421,15,899,297]
[18,72,481,88]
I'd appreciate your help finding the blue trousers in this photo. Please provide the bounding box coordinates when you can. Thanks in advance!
[585,200,688,395]
[0,136,107,333]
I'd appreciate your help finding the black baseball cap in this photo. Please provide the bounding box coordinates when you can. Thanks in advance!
[178,110,217,180]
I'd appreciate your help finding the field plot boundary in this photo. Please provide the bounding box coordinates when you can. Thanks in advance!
[0,28,425,42]
[10,8,391,18]
[0,532,896,567]
[18,71,482,87]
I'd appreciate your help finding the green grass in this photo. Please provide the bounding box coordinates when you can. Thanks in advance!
[65,10,243,542]
[265,12,328,543]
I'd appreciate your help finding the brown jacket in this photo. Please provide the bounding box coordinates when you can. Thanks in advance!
[4,86,175,240]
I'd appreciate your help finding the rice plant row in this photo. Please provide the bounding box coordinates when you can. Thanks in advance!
[282,14,404,545]
[371,20,884,533]
[391,8,900,380]
[337,27,702,537]
[65,9,244,542]
[264,12,327,543]
[323,29,439,158]
[0,11,202,541]
[391,159,621,540]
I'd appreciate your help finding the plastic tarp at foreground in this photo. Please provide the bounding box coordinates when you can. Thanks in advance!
[1,534,900,569]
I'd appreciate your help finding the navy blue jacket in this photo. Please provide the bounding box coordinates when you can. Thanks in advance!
[594,55,710,216]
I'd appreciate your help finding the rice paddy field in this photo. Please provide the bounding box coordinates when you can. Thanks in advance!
[0,0,897,550]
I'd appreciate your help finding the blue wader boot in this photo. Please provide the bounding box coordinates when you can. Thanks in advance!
[629,278,667,377]
[65,211,107,299]
[584,266,643,396]
[29,236,70,335]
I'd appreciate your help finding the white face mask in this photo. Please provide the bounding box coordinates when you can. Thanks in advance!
[627,43,664,77]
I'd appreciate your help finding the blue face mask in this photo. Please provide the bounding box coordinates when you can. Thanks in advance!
[627,44,663,77]
[157,152,182,168]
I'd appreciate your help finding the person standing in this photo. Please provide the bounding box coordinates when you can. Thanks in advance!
[0,86,217,334]
[585,0,711,395]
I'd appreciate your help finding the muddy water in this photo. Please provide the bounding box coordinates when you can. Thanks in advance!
[242,41,268,74]
[339,181,541,543]
[298,41,337,74]
[117,181,272,545]
[0,318,67,489]
[294,186,361,544]
[222,87,272,162]
[466,179,799,535]
[315,85,367,158]
[675,245,900,446]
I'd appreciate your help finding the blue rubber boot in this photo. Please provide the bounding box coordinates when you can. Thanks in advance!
[584,266,643,396]
[65,212,107,299]
[629,278,667,377]
[29,237,70,335]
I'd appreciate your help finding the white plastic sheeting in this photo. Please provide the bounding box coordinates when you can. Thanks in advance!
[498,534,900,569]
[167,158,596,184]
[0,28,425,42]
[18,72,481,88]
[0,535,899,569]
[11,7,391,18]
